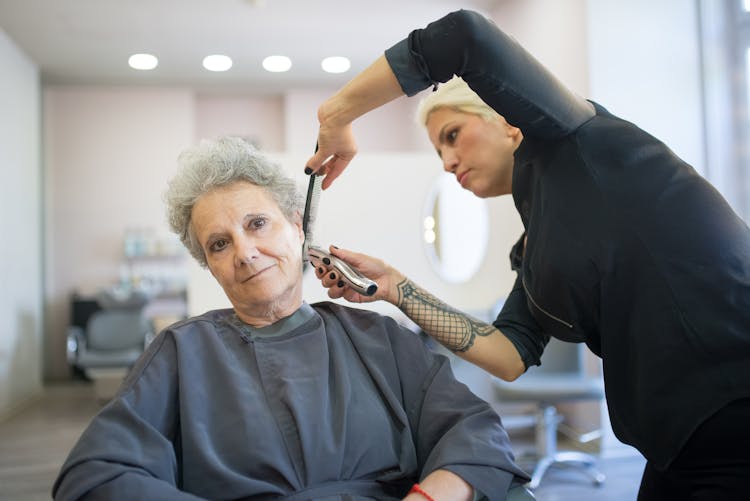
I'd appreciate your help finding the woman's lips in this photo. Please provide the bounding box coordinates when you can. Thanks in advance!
[457,170,469,187]
[241,265,274,282]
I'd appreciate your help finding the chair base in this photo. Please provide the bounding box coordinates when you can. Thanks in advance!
[526,450,606,490]
[515,404,607,490]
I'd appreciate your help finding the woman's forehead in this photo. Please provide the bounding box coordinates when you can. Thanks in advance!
[192,182,282,229]
[200,182,277,211]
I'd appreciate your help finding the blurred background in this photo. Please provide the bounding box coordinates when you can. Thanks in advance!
[0,0,747,498]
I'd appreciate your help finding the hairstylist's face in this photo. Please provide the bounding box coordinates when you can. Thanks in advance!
[191,181,305,325]
[426,108,521,198]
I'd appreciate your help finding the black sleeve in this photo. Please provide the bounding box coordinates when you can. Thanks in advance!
[493,273,549,369]
[384,9,594,138]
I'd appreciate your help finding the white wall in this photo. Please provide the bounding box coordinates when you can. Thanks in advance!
[43,87,194,379]
[282,88,429,155]
[491,0,590,96]
[697,0,738,212]
[195,94,285,151]
[0,29,42,418]
[587,0,704,174]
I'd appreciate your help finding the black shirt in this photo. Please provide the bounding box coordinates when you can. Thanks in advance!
[385,9,750,470]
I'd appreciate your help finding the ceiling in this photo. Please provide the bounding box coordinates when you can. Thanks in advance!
[0,0,497,94]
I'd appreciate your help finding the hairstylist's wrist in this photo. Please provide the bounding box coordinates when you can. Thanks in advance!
[317,95,351,129]
[385,268,407,306]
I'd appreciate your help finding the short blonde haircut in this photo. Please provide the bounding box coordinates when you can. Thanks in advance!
[415,76,502,126]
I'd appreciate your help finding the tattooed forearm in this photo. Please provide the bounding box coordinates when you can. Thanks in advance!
[395,279,495,353]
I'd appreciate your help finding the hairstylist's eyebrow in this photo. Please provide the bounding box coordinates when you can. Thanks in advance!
[438,124,449,145]
[435,125,451,159]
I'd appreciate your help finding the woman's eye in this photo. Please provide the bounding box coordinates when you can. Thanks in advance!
[209,239,228,252]
[250,217,267,230]
[446,129,459,144]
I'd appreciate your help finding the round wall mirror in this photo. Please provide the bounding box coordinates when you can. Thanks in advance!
[423,172,489,283]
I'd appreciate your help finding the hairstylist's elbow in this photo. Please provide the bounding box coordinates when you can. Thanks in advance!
[499,361,526,382]
[481,355,525,382]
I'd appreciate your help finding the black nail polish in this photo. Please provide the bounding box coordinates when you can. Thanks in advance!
[322,257,330,265]
[329,273,336,280]
[331,245,339,249]
[304,167,313,175]
[318,267,323,274]
[337,281,345,288]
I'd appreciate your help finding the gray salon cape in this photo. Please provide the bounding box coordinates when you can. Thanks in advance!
[53,302,528,500]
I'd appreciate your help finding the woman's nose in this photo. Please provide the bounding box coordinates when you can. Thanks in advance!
[233,238,258,267]
[442,149,458,173]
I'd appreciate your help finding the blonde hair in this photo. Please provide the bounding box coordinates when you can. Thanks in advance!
[416,76,502,127]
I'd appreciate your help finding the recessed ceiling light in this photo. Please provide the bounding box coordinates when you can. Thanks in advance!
[321,56,350,74]
[128,53,158,70]
[203,55,233,72]
[262,55,292,73]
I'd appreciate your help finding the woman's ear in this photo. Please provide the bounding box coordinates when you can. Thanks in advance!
[509,124,524,144]
[293,210,305,242]
[500,120,520,138]
[508,125,522,139]
[495,114,519,137]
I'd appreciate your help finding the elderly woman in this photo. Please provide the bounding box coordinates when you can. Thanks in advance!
[52,137,529,501]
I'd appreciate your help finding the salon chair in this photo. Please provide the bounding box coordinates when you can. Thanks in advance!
[67,289,153,379]
[492,337,606,490]
[506,484,536,500]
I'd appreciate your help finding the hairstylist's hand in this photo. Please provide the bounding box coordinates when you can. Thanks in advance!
[305,122,357,190]
[305,55,404,189]
[314,246,405,305]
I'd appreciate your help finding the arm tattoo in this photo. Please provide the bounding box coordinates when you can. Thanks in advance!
[396,278,495,353]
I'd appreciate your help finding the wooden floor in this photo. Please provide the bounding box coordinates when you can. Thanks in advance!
[0,382,646,501]
[0,383,103,501]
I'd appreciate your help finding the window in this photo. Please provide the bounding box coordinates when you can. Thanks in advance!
[699,0,750,221]
[738,1,750,220]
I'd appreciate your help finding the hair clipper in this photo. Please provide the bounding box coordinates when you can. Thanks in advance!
[308,245,378,296]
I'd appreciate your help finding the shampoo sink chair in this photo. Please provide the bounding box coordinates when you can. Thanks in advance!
[67,290,153,379]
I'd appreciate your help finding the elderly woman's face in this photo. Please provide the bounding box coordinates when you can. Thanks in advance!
[191,181,304,319]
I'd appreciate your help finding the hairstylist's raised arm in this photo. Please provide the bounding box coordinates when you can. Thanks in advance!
[305,55,404,190]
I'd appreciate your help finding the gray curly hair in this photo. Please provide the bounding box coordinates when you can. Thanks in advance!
[164,136,304,267]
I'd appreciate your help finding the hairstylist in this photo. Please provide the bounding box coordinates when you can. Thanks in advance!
[305,9,750,500]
